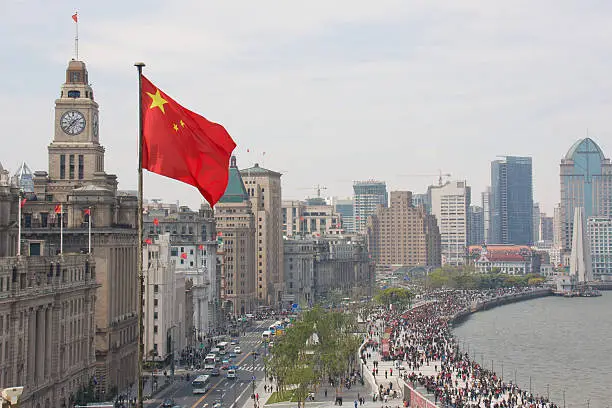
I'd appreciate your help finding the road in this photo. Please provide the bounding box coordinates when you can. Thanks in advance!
[146,319,274,408]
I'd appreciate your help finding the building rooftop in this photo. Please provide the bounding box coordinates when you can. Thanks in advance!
[240,163,282,177]
[564,137,605,161]
[218,156,249,203]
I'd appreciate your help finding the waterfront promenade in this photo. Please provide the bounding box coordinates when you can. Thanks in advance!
[363,287,560,407]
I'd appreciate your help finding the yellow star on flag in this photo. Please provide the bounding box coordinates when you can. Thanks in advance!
[173,123,179,132]
[146,89,168,114]
[180,120,185,127]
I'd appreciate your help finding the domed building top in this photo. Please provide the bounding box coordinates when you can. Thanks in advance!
[564,137,605,161]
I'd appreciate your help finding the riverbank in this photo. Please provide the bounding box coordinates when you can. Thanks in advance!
[452,287,552,326]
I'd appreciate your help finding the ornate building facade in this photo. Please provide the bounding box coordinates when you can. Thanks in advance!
[20,60,138,395]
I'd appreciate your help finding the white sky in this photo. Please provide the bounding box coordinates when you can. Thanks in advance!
[2,0,612,214]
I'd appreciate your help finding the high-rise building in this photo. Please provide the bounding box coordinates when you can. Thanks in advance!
[332,198,354,233]
[468,205,485,246]
[587,217,612,281]
[353,180,387,234]
[367,191,441,269]
[0,166,98,408]
[144,204,220,338]
[412,193,430,213]
[13,162,34,193]
[482,187,492,244]
[490,156,534,245]
[560,138,612,253]
[532,203,541,243]
[540,215,554,242]
[215,157,256,315]
[428,181,471,265]
[21,59,138,395]
[553,203,562,249]
[240,163,283,308]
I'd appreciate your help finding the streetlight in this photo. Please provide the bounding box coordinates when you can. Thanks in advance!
[546,384,550,400]
[563,389,566,408]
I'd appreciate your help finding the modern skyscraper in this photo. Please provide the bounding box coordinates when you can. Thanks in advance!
[332,197,354,233]
[215,156,256,315]
[353,180,387,234]
[482,187,492,244]
[367,191,441,269]
[560,138,612,252]
[428,181,471,265]
[540,215,554,242]
[468,205,485,246]
[490,156,534,245]
[240,163,283,308]
[587,217,612,281]
[532,203,541,242]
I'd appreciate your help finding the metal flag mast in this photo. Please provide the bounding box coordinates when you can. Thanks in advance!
[73,12,79,59]
[134,61,146,408]
[17,192,22,256]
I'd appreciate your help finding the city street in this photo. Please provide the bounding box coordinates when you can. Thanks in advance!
[145,319,274,408]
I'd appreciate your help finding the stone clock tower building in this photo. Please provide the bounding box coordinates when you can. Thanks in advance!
[22,59,138,397]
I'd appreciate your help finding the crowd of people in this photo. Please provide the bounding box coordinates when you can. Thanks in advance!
[364,287,560,408]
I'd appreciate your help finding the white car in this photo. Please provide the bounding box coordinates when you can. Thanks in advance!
[234,346,241,354]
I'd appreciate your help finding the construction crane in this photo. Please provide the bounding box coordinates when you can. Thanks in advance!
[298,184,328,198]
[397,171,451,186]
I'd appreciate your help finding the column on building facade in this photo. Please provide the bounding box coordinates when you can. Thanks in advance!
[45,307,51,380]
[28,309,36,382]
[36,308,45,383]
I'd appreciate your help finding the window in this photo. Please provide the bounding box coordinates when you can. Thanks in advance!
[153,312,158,320]
[69,155,75,179]
[153,325,158,334]
[153,285,159,293]
[70,71,81,82]
[78,155,84,179]
[153,299,158,306]
[60,155,66,179]
[67,90,81,98]
[170,248,178,256]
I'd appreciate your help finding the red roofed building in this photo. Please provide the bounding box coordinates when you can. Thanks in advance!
[468,244,540,275]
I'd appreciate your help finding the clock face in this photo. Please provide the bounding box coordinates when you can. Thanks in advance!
[92,112,99,138]
[60,110,86,135]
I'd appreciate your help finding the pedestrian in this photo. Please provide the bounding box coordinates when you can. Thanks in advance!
[256,392,259,401]
[325,388,328,397]
[385,370,388,379]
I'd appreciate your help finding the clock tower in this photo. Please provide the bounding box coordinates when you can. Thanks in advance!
[48,59,105,183]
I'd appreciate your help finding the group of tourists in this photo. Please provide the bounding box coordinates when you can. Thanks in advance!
[364,287,561,408]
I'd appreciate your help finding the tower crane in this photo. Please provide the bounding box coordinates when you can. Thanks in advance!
[397,171,451,186]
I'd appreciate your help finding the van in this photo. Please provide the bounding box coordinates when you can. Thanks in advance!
[262,330,271,340]
[227,369,237,379]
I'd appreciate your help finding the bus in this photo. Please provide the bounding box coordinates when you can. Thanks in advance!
[204,354,217,369]
[192,375,211,394]
[217,341,229,355]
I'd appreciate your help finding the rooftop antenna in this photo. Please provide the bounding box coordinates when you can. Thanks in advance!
[72,12,79,60]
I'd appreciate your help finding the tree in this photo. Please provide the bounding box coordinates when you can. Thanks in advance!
[374,287,414,310]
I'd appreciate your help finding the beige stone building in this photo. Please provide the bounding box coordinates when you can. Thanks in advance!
[215,157,256,315]
[282,199,342,237]
[0,165,99,408]
[367,191,441,269]
[241,163,283,308]
[20,59,138,396]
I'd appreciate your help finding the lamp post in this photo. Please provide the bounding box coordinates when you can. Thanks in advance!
[167,325,177,382]
[252,351,257,408]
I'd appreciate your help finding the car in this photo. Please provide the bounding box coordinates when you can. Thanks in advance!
[211,367,220,376]
[221,360,230,369]
[230,339,237,345]
[162,399,175,408]
[234,346,241,354]
[228,351,237,358]
[213,401,222,408]
[227,369,237,379]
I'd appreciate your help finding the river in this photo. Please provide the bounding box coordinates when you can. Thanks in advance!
[452,292,612,407]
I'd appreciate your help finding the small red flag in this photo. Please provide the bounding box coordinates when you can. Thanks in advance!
[180,253,188,259]
[145,238,152,245]
[140,75,236,207]
[20,198,27,208]
[217,231,223,236]
[54,204,62,214]
[72,13,78,22]
[198,244,204,250]
[84,208,91,215]
[153,218,159,226]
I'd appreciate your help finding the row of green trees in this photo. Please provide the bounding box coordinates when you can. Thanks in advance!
[426,265,545,289]
[265,306,363,407]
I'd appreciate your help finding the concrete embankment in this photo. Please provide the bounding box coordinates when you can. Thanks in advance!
[451,288,553,326]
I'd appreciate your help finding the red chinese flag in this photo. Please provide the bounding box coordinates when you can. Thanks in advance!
[145,238,152,245]
[198,244,204,250]
[20,198,27,208]
[140,75,236,206]
[180,253,188,259]
[72,13,78,22]
[84,208,91,215]
[54,204,62,214]
[153,218,159,226]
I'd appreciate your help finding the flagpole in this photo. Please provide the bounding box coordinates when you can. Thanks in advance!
[135,61,146,408]
[75,12,79,60]
[60,204,63,255]
[88,207,92,254]
[17,192,22,257]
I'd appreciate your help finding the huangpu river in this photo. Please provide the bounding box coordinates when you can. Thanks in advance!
[452,292,612,407]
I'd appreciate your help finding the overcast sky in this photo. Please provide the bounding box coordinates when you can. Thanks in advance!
[2,0,611,214]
